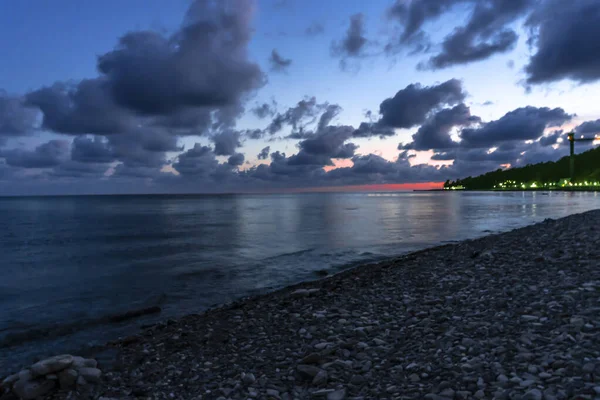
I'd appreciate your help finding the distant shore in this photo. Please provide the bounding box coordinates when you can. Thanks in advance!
[16,210,600,399]
[416,188,600,192]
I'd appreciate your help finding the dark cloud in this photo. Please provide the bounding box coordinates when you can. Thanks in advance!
[266,97,326,135]
[387,1,535,69]
[525,0,600,85]
[317,104,342,132]
[422,0,532,70]
[1,140,69,168]
[378,79,466,129]
[0,92,39,142]
[539,130,563,147]
[387,0,465,49]
[50,161,110,178]
[244,129,265,140]
[107,129,177,168]
[257,146,270,160]
[459,106,572,148]
[332,13,368,58]
[402,103,480,150]
[97,0,264,115]
[227,153,245,166]
[26,80,134,135]
[352,122,396,138]
[269,49,292,72]
[252,102,277,119]
[212,130,242,156]
[305,22,325,36]
[71,136,114,163]
[576,119,600,135]
[172,144,219,177]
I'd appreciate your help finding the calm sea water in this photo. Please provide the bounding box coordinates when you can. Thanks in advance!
[0,191,599,374]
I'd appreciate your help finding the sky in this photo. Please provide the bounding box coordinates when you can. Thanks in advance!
[0,0,599,195]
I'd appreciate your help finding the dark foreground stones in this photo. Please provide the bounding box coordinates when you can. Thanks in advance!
[3,210,600,399]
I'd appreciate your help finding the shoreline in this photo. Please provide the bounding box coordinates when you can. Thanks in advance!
[6,210,600,399]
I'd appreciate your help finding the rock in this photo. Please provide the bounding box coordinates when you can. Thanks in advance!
[76,375,87,386]
[242,372,256,385]
[297,365,321,379]
[312,370,328,385]
[58,368,78,389]
[350,374,365,385]
[521,315,539,321]
[78,367,102,383]
[1,373,19,389]
[582,362,595,373]
[522,388,542,400]
[409,373,420,382]
[13,379,55,400]
[291,289,310,297]
[17,370,32,382]
[266,388,280,398]
[326,389,346,400]
[302,353,321,364]
[72,356,98,369]
[30,354,74,377]
[474,390,485,399]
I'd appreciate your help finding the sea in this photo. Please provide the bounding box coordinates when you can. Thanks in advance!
[1,190,599,374]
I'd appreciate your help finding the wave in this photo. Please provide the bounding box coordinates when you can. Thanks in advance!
[0,305,162,349]
[262,248,317,261]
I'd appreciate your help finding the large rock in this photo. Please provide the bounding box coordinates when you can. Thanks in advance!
[72,356,98,369]
[296,365,321,379]
[13,379,55,400]
[1,373,19,389]
[30,354,73,376]
[58,368,78,389]
[78,367,102,383]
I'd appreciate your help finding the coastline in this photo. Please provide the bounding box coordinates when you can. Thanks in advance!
[7,210,600,399]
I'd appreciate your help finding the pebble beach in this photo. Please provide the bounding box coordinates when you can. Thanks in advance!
[3,210,600,400]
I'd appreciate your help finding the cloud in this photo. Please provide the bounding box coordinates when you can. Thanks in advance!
[401,103,480,150]
[387,0,535,69]
[257,146,270,160]
[97,0,264,115]
[0,91,39,143]
[252,102,277,119]
[332,13,368,57]
[26,80,134,135]
[459,106,572,148]
[421,0,533,70]
[387,0,465,50]
[352,122,396,138]
[305,22,325,36]
[525,0,600,85]
[172,144,219,177]
[227,153,245,166]
[539,130,563,147]
[269,49,292,72]
[50,161,110,178]
[378,79,467,129]
[71,136,115,163]
[1,140,70,168]
[576,119,600,135]
[212,130,242,156]
[265,97,327,135]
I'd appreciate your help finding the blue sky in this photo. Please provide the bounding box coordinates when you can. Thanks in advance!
[0,0,599,194]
